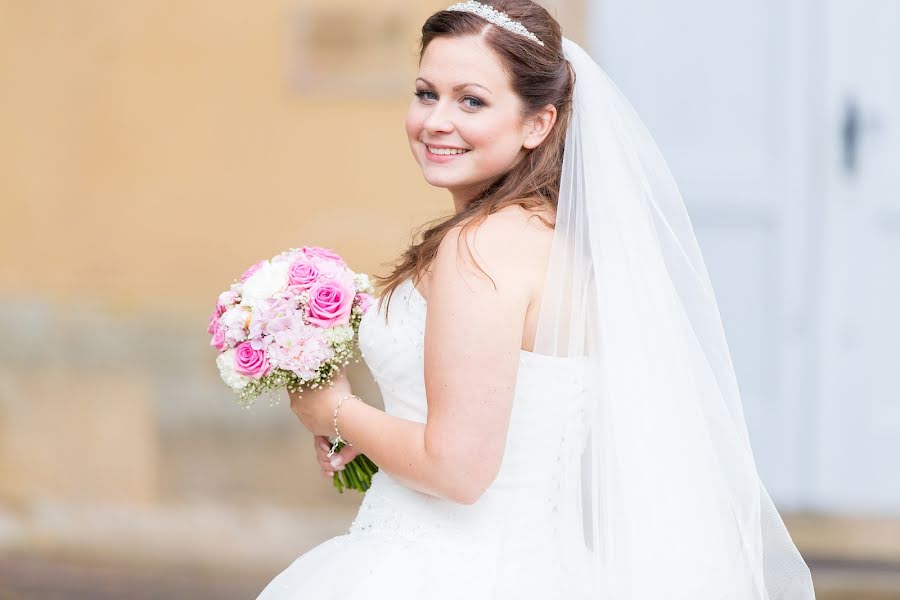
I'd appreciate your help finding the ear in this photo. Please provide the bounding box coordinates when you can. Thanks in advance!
[522,104,558,150]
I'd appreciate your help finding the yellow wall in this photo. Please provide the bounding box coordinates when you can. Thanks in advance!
[0,0,585,320]
[0,0,452,322]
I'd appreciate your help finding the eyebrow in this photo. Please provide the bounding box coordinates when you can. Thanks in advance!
[415,77,492,94]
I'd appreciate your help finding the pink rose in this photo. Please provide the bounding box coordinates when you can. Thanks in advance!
[288,260,320,289]
[234,341,271,379]
[239,260,265,283]
[355,292,374,314]
[302,246,344,264]
[209,319,227,351]
[306,280,354,327]
[300,248,349,283]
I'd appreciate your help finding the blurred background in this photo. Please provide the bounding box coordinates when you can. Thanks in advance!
[0,0,897,597]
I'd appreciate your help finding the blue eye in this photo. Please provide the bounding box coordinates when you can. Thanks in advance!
[462,96,484,109]
[414,89,484,110]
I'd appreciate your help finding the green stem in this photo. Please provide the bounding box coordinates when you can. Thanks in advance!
[352,465,365,491]
[326,453,380,494]
[351,456,367,478]
[344,464,359,490]
[356,463,371,490]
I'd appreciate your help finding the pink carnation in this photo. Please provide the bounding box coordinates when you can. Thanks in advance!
[306,280,354,327]
[233,341,271,379]
[356,292,374,314]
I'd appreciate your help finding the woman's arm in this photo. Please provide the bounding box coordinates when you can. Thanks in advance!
[296,207,540,504]
[293,373,462,499]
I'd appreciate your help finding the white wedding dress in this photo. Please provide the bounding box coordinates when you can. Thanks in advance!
[257,277,595,598]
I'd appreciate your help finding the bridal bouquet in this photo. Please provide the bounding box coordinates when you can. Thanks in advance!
[206,246,379,493]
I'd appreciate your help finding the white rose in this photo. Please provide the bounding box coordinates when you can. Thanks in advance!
[216,349,250,390]
[220,306,249,344]
[240,260,290,307]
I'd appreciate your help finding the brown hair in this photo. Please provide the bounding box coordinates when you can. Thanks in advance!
[375,0,574,317]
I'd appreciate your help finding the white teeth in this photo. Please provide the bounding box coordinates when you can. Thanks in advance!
[427,146,468,155]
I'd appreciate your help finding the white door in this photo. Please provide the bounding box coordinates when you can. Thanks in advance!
[814,0,900,514]
[587,0,821,509]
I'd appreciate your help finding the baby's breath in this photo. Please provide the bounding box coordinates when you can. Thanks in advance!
[233,295,365,407]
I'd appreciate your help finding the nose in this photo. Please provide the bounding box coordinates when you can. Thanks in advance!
[422,101,454,135]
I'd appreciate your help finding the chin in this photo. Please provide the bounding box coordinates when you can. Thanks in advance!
[421,169,469,190]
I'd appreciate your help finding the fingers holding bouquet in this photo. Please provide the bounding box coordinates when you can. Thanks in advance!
[314,434,361,478]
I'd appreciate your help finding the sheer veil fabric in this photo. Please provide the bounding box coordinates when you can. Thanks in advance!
[522,38,816,599]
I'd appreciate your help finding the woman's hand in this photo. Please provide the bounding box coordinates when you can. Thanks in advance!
[313,435,362,478]
[289,368,353,437]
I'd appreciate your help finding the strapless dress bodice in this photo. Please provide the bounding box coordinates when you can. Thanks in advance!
[256,278,595,599]
[354,279,591,559]
[358,278,590,490]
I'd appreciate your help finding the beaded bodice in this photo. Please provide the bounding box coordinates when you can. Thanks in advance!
[351,278,591,564]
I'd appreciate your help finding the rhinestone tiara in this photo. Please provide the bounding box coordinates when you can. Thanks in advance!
[445,1,545,46]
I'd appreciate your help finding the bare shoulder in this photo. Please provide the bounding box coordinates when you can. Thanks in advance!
[483,203,555,234]
[443,204,554,277]
[423,205,551,305]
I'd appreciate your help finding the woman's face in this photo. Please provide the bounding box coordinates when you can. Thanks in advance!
[405,35,532,203]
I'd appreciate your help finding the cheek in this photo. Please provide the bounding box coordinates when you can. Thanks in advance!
[405,105,423,142]
[467,117,524,164]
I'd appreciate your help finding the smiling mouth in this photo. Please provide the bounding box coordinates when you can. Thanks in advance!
[425,145,470,156]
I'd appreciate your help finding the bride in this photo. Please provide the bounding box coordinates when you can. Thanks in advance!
[258,1,816,598]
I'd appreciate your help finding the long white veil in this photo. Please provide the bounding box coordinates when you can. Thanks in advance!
[531,37,816,599]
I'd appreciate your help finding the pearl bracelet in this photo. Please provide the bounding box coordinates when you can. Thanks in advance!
[328,394,359,458]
